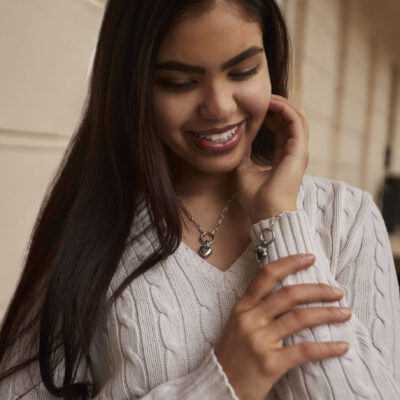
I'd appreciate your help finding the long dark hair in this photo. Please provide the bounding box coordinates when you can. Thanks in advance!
[0,0,291,398]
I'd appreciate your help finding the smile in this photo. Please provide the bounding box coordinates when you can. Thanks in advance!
[187,120,246,153]
[190,120,244,140]
[194,125,240,142]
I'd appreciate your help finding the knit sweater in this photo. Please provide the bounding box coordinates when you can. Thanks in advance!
[1,174,400,399]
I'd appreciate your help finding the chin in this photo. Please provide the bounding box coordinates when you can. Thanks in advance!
[184,151,245,175]
[165,123,257,175]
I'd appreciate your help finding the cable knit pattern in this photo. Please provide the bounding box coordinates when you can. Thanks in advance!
[1,174,400,399]
[143,265,187,382]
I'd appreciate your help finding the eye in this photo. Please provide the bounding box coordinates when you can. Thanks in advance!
[230,65,260,80]
[154,64,261,92]
[155,80,196,92]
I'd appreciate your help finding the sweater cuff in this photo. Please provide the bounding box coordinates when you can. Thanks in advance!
[176,347,239,399]
[250,210,316,263]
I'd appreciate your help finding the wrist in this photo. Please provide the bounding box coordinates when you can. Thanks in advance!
[250,207,297,224]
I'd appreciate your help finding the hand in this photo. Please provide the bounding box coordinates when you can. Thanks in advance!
[236,94,309,223]
[214,254,351,400]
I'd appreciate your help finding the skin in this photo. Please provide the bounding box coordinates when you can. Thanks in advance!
[153,3,270,177]
[153,2,351,399]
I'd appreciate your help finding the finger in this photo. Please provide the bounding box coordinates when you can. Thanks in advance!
[270,94,308,131]
[276,341,350,373]
[268,306,352,342]
[265,101,308,171]
[264,96,308,168]
[297,107,309,142]
[269,94,304,119]
[271,96,310,144]
[270,125,287,167]
[267,96,309,143]
[266,122,308,182]
[237,254,315,311]
[253,284,344,322]
[266,98,304,141]
[264,109,290,137]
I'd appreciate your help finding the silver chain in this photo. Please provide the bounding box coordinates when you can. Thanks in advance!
[180,192,236,258]
[186,192,236,236]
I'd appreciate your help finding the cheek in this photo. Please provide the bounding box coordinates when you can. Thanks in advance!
[238,78,271,122]
[153,93,193,139]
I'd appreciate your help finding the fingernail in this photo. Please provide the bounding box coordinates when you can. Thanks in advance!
[337,342,349,351]
[304,254,315,262]
[339,307,352,316]
[332,287,344,296]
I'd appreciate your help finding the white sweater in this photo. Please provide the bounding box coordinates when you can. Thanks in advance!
[1,174,400,399]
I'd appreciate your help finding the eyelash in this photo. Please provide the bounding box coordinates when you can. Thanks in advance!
[158,65,260,92]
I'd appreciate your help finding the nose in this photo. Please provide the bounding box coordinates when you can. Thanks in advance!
[197,81,237,121]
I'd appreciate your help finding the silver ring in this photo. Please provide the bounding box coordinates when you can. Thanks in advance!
[259,227,275,245]
[200,232,215,245]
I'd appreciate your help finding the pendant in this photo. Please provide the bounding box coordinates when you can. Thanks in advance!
[199,242,212,258]
[256,245,268,262]
[199,232,215,259]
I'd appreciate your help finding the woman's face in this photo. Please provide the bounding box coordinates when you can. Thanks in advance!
[153,1,272,175]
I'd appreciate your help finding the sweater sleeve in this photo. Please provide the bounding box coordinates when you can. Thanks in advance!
[1,342,238,400]
[90,289,239,400]
[0,354,87,399]
[92,347,238,400]
[0,316,238,400]
[250,193,400,399]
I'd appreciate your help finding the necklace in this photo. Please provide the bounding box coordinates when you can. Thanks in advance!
[181,193,236,259]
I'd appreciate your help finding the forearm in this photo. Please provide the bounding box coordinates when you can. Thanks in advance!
[251,210,400,399]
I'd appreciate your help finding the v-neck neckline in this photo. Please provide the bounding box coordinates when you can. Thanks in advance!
[136,176,306,285]
[175,238,261,300]
[178,239,256,279]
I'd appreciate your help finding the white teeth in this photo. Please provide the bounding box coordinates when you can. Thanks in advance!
[195,123,241,142]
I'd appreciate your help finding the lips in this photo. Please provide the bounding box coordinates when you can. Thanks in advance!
[187,120,246,153]
[189,121,244,136]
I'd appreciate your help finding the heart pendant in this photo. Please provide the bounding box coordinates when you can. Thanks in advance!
[199,244,212,258]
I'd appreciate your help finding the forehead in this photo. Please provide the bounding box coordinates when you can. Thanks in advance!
[157,3,263,64]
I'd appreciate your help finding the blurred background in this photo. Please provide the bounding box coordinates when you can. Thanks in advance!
[0,0,399,319]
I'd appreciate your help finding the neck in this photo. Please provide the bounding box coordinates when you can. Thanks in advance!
[175,166,238,239]
[169,154,240,232]
[173,164,236,204]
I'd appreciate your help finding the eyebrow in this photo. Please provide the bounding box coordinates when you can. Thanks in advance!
[155,46,264,74]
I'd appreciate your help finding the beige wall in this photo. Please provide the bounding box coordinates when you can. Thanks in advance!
[276,0,400,283]
[1,0,400,318]
[389,67,400,175]
[0,0,103,319]
[279,0,400,203]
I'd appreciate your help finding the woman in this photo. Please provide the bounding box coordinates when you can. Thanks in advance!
[1,0,399,399]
